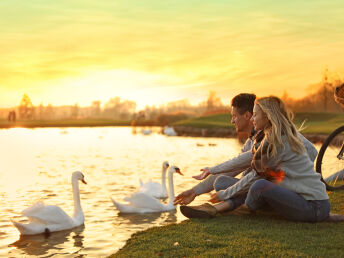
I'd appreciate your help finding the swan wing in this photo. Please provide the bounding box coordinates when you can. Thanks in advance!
[11,219,47,235]
[125,192,164,211]
[139,180,160,190]
[112,197,163,214]
[138,181,163,196]
[22,202,73,225]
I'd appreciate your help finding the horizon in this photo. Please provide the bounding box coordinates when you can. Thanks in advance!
[1,0,343,109]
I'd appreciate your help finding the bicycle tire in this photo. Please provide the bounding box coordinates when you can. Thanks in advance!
[315,125,344,190]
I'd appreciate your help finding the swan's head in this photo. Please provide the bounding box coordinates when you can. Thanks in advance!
[163,161,170,169]
[169,166,183,176]
[72,171,87,184]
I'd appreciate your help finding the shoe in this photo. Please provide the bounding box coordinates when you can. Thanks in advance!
[180,203,217,219]
[325,213,344,222]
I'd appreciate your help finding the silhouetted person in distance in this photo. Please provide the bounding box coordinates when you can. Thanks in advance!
[8,110,16,122]
[12,110,16,122]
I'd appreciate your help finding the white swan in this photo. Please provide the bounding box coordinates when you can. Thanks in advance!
[11,171,87,235]
[112,166,182,213]
[138,161,169,199]
[163,126,177,136]
[141,129,152,135]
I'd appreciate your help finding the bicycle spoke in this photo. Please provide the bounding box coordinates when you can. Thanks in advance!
[316,126,344,190]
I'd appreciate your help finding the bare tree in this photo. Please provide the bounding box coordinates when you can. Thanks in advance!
[71,103,79,119]
[103,97,136,119]
[19,94,34,119]
[91,101,101,117]
[283,68,343,112]
[206,91,223,111]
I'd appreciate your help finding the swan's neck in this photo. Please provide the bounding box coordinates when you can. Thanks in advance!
[161,166,167,192]
[167,171,175,205]
[72,178,83,220]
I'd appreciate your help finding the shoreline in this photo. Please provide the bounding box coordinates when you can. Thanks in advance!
[173,126,333,144]
[111,190,344,257]
[0,122,336,144]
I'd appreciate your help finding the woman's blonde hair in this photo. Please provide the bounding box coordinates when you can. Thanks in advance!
[255,96,305,157]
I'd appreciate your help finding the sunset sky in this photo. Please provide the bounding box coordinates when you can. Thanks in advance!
[1,0,344,109]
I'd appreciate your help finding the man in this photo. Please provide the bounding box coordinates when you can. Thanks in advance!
[173,93,257,207]
[174,93,318,219]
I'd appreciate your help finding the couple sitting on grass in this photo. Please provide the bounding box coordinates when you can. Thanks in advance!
[174,93,343,222]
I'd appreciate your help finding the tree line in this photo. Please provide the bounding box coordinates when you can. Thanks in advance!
[0,90,225,122]
[1,69,343,122]
[281,68,343,113]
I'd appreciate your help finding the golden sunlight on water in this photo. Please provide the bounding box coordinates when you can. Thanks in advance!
[0,127,332,257]
[0,127,245,257]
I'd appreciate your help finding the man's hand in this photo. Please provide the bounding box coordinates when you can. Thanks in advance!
[173,189,196,206]
[209,192,221,204]
[192,167,210,180]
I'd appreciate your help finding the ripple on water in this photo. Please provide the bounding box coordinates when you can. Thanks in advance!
[0,127,252,257]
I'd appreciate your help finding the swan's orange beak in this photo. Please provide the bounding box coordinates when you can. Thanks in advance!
[175,167,183,176]
[82,179,87,184]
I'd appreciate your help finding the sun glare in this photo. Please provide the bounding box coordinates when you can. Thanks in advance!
[23,69,205,109]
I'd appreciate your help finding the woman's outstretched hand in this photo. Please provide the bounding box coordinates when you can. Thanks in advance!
[192,167,210,180]
[173,189,196,206]
[209,192,221,204]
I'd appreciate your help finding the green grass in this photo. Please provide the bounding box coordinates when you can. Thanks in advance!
[173,112,343,134]
[111,190,344,257]
[173,113,233,129]
[293,113,344,134]
[0,112,342,135]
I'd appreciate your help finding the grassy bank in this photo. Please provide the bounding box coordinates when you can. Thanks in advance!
[173,113,232,129]
[173,112,343,135]
[111,190,344,257]
[0,112,342,135]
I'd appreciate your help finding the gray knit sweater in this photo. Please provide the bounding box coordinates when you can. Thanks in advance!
[192,133,318,197]
[216,134,328,201]
[209,133,317,175]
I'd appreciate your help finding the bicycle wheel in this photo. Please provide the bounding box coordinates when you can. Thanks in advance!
[316,125,344,190]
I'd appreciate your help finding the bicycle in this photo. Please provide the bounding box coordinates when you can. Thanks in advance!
[315,84,344,190]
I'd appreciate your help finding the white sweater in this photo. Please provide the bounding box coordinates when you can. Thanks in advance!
[217,135,328,201]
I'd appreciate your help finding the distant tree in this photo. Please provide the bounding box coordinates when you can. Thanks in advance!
[206,91,223,111]
[322,67,332,112]
[282,68,343,112]
[143,105,160,120]
[38,103,44,120]
[71,103,79,119]
[166,99,191,113]
[45,104,55,119]
[137,110,146,120]
[91,101,101,117]
[18,94,34,119]
[104,97,136,119]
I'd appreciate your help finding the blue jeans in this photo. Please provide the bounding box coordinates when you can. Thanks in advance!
[214,175,247,211]
[245,179,330,222]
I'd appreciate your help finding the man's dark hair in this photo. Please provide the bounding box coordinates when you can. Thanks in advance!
[231,93,256,115]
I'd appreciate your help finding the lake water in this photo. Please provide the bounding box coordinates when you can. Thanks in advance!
[0,127,248,257]
[0,127,334,257]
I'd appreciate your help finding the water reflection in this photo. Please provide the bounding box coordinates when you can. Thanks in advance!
[9,225,85,257]
[117,213,162,225]
[1,127,326,257]
[116,210,177,226]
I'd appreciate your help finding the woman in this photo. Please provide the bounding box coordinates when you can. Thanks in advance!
[181,96,330,222]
